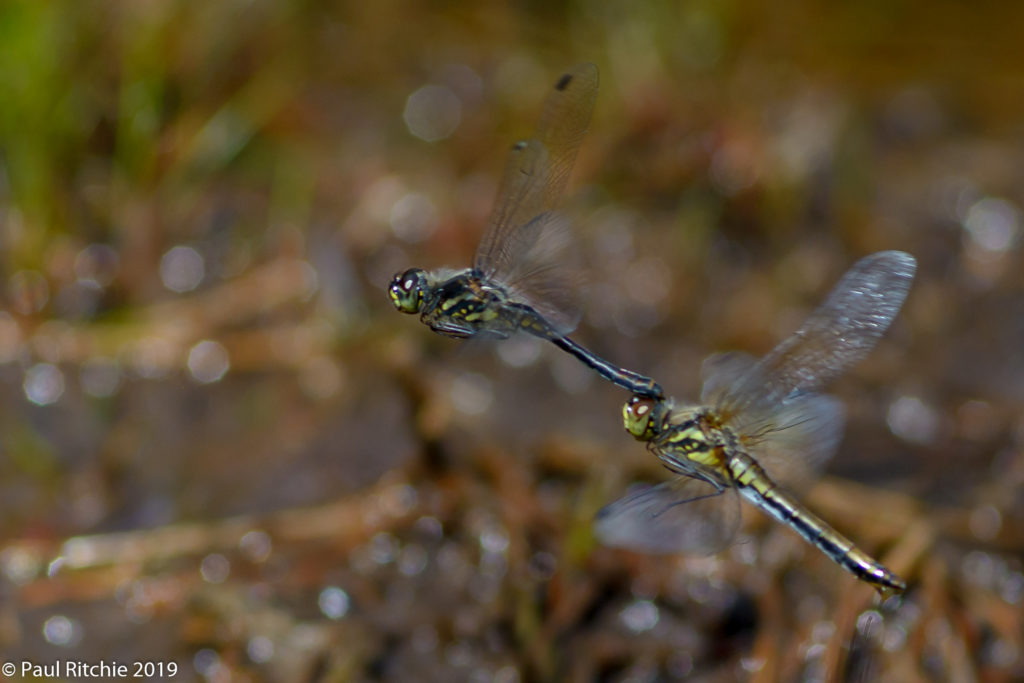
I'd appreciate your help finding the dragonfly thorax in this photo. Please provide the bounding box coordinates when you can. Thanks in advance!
[409,270,516,339]
[644,406,733,487]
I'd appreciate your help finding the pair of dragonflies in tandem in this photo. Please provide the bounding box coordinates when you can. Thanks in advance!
[389,63,914,595]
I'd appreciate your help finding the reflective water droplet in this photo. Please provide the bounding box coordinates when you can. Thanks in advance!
[479,526,509,555]
[193,648,222,676]
[619,599,660,633]
[199,554,230,583]
[999,571,1024,605]
[160,246,205,293]
[398,544,429,577]
[187,340,230,383]
[369,532,399,565]
[404,85,462,142]
[963,197,1020,253]
[740,656,765,673]
[887,395,940,445]
[247,635,274,663]
[23,363,65,405]
[0,546,41,584]
[239,530,272,563]
[318,586,351,619]
[43,615,81,646]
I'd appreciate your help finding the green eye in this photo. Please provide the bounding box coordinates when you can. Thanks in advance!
[623,396,659,441]
[389,268,426,314]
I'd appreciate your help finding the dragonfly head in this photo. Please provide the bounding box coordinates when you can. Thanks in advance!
[389,268,427,314]
[623,396,667,441]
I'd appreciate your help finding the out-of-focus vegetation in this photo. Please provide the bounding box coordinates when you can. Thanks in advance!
[1,0,1023,680]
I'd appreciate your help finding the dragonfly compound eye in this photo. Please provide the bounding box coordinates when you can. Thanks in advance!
[389,268,426,314]
[623,396,660,441]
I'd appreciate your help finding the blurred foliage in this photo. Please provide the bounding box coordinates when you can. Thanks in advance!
[0,0,1022,681]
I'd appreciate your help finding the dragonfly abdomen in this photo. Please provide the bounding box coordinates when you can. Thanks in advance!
[551,335,664,398]
[729,454,906,595]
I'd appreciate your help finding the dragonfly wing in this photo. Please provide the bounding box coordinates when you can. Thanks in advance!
[474,64,598,325]
[715,251,916,421]
[700,351,758,406]
[474,138,550,280]
[594,477,741,555]
[742,393,846,492]
[494,211,583,335]
[702,352,846,490]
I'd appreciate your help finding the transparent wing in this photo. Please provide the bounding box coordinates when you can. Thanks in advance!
[701,353,846,491]
[594,477,741,555]
[474,63,599,290]
[700,352,759,407]
[712,251,916,423]
[474,138,548,280]
[742,393,845,491]
[492,211,583,335]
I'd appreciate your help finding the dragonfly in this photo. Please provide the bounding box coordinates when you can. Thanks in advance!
[388,63,663,398]
[595,251,916,595]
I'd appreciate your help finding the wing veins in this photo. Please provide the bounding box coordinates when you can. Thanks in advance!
[715,251,916,419]
[474,63,598,279]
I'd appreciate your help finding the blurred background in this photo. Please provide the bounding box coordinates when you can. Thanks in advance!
[1,1,1022,681]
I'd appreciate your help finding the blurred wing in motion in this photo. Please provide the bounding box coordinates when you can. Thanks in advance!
[700,351,759,407]
[594,476,741,555]
[712,251,916,424]
[474,63,599,317]
[702,353,846,490]
[494,211,583,334]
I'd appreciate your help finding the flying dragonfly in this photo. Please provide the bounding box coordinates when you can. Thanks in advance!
[388,63,663,398]
[595,251,916,595]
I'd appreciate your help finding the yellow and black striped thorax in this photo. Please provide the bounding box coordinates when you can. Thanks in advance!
[436,271,501,317]
[417,269,514,338]
[624,398,734,479]
[654,408,733,479]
